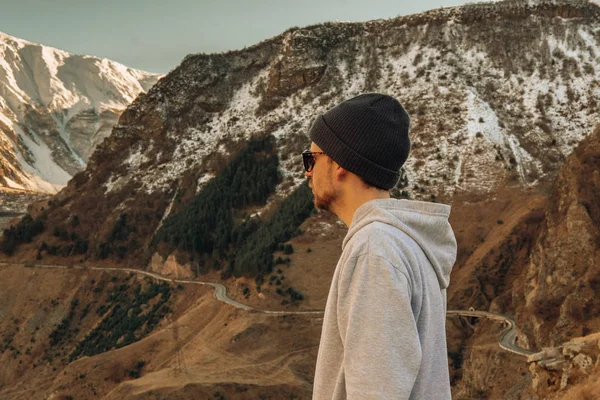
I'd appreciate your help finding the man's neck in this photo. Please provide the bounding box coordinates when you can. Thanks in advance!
[336,189,391,227]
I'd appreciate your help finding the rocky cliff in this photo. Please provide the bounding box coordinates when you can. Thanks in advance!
[521,125,600,346]
[448,124,600,398]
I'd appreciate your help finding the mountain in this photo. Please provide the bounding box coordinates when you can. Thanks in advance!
[8,0,596,265]
[0,31,161,193]
[0,0,599,399]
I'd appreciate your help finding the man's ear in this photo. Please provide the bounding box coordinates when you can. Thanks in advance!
[334,165,348,181]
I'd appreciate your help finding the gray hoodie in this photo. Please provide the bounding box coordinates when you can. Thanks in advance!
[312,199,457,400]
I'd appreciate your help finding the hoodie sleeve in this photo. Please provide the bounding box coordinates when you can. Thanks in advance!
[337,253,422,400]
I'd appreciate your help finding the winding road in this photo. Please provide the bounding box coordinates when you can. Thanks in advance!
[1,261,534,355]
[1,261,323,315]
[447,310,534,357]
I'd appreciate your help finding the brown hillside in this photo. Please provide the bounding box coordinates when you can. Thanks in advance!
[448,124,600,398]
[0,263,320,399]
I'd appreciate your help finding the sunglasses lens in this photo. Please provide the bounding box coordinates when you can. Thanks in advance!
[302,152,315,172]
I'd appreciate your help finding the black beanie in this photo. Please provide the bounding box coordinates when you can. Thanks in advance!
[308,93,411,190]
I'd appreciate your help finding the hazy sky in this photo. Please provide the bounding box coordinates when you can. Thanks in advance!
[1,0,464,74]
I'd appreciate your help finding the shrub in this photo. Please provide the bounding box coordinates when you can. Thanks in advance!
[255,274,264,286]
[1,214,45,255]
[71,282,172,361]
[73,239,89,255]
[286,287,304,301]
[128,360,146,379]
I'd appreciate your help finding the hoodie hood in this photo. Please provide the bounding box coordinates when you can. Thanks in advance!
[343,198,457,289]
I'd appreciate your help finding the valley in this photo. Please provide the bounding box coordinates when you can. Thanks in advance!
[1,0,599,398]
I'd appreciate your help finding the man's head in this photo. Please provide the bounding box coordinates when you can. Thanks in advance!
[304,93,410,212]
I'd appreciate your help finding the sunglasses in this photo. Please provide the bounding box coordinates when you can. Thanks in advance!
[302,150,325,172]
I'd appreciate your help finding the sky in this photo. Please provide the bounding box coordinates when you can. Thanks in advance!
[1,0,465,74]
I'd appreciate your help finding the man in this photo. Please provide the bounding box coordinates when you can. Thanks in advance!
[304,93,457,400]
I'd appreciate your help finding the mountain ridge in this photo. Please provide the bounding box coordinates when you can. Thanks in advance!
[3,0,597,268]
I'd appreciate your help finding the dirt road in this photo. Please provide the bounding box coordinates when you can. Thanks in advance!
[2,261,535,355]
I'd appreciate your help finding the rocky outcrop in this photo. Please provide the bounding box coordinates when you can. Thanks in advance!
[448,125,600,399]
[148,253,195,279]
[528,333,600,396]
[266,62,326,98]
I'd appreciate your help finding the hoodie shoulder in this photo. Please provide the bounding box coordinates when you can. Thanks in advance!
[343,199,457,290]
[345,221,414,263]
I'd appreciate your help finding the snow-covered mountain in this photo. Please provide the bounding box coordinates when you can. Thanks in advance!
[4,0,600,258]
[0,31,161,193]
[95,0,599,199]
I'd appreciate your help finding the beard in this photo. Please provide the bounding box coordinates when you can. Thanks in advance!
[314,190,336,211]
[312,181,337,212]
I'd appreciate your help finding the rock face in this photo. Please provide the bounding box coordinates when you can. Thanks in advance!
[0,31,161,193]
[520,125,600,347]
[448,125,600,399]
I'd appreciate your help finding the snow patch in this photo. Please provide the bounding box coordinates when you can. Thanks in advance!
[13,125,71,186]
[506,134,539,183]
[125,146,150,171]
[464,89,506,146]
[196,173,215,191]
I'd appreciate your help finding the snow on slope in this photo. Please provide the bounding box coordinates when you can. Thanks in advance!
[0,31,161,193]
[101,2,600,205]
